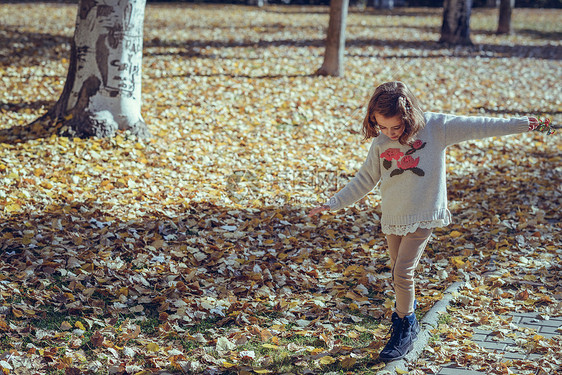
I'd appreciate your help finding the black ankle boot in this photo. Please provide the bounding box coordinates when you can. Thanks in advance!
[379,312,419,362]
[392,300,420,340]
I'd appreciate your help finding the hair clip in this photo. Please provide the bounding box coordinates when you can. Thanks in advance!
[398,96,411,110]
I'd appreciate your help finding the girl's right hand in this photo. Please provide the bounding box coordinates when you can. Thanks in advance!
[308,205,330,217]
[528,116,539,131]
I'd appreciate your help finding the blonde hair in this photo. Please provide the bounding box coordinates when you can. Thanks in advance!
[362,81,425,145]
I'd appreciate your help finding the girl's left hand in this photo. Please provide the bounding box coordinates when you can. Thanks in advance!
[528,117,539,131]
[308,205,329,217]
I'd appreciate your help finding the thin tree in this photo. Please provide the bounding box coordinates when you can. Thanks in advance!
[439,0,473,45]
[35,0,149,138]
[316,0,349,77]
[497,0,514,35]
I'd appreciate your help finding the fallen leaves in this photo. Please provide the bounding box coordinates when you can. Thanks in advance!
[0,3,561,375]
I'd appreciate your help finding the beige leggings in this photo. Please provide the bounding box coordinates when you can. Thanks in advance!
[386,227,433,318]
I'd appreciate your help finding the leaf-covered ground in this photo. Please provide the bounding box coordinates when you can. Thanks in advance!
[0,3,561,374]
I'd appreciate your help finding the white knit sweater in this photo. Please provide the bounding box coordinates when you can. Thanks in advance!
[327,112,530,235]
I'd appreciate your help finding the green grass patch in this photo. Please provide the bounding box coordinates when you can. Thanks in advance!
[437,313,452,325]
[138,316,160,335]
[186,316,226,334]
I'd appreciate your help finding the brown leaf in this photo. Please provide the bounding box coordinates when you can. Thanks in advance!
[90,331,104,348]
[65,368,81,375]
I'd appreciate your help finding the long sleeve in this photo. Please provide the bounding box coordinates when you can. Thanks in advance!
[439,113,530,146]
[326,140,381,211]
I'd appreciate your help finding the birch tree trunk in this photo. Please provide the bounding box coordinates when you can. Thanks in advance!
[316,0,349,77]
[42,0,149,138]
[439,0,473,45]
[497,0,514,35]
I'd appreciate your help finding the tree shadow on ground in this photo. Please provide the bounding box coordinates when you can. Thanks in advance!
[0,200,386,321]
[264,7,442,17]
[146,71,317,79]
[143,37,561,60]
[0,111,61,145]
[0,27,70,64]
[517,28,562,41]
[0,100,54,112]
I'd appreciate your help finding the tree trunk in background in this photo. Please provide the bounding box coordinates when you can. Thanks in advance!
[316,0,349,77]
[439,0,473,45]
[45,0,149,138]
[497,0,514,35]
[485,0,499,7]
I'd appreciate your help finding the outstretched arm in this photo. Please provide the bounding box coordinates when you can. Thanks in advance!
[438,113,531,146]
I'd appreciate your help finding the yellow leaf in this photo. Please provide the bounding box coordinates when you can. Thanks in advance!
[396,367,409,374]
[146,342,160,352]
[5,203,21,213]
[222,362,236,368]
[450,230,462,238]
[254,370,271,374]
[533,334,544,342]
[319,356,336,365]
[384,299,394,309]
[371,362,386,370]
[75,321,86,331]
[11,307,24,318]
[451,256,465,268]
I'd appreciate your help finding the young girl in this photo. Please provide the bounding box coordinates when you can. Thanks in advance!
[308,81,538,362]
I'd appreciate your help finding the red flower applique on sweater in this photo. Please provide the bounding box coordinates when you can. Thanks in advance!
[381,140,426,177]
